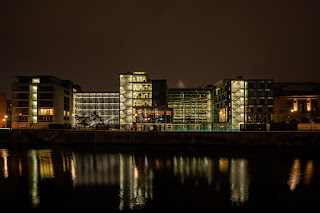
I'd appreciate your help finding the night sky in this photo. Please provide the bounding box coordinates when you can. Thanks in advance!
[1,0,319,97]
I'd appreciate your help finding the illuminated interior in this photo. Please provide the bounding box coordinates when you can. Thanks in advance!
[29,84,38,124]
[230,80,246,130]
[168,89,212,130]
[120,72,151,130]
[74,92,119,127]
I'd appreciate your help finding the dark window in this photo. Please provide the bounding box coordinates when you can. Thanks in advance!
[39,86,54,91]
[64,96,70,110]
[18,116,28,122]
[249,99,256,104]
[259,83,265,88]
[268,99,273,105]
[285,100,293,110]
[64,90,70,95]
[18,86,28,91]
[38,115,53,122]
[18,108,28,115]
[39,101,53,107]
[298,100,306,111]
[257,107,262,112]
[18,101,28,107]
[39,93,53,99]
[311,100,317,111]
[259,99,265,105]
[17,93,28,99]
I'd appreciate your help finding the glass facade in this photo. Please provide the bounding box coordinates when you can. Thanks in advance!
[74,92,119,127]
[119,72,151,130]
[167,88,213,130]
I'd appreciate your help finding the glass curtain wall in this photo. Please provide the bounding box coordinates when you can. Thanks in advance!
[74,92,119,127]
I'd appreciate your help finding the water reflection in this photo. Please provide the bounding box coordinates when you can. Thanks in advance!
[230,159,249,206]
[173,156,213,186]
[0,149,9,178]
[0,148,318,209]
[304,160,314,186]
[119,154,153,211]
[28,150,40,207]
[38,150,55,179]
[288,159,314,191]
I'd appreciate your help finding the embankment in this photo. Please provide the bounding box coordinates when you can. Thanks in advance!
[0,129,320,147]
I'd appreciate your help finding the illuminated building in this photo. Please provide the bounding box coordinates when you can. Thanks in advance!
[134,106,173,131]
[213,77,274,130]
[73,92,120,128]
[11,76,74,129]
[273,82,320,123]
[213,78,247,130]
[119,72,171,130]
[167,87,213,131]
[119,72,151,130]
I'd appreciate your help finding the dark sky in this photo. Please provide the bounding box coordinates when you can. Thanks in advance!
[1,0,319,97]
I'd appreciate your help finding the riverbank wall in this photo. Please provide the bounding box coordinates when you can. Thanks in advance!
[0,129,320,147]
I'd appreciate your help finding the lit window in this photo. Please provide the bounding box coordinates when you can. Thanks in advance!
[32,78,40,83]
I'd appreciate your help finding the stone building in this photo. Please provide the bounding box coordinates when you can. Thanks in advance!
[273,82,320,123]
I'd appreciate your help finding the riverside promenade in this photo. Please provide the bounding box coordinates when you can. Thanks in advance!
[0,129,320,147]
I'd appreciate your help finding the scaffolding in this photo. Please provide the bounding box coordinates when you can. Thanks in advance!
[74,92,119,127]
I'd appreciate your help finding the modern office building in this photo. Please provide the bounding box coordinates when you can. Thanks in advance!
[213,78,247,130]
[119,72,151,129]
[11,76,74,129]
[273,82,320,123]
[246,79,274,126]
[73,92,120,128]
[213,77,274,130]
[152,80,168,107]
[167,87,213,131]
[119,72,171,130]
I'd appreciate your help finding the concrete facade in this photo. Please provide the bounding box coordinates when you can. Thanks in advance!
[11,76,74,129]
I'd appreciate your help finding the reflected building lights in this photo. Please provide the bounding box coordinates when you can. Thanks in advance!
[37,150,55,179]
[173,156,212,186]
[0,149,9,178]
[304,160,313,186]
[119,154,153,211]
[230,159,249,206]
[288,159,301,191]
[70,157,76,181]
[28,150,40,207]
[219,158,229,173]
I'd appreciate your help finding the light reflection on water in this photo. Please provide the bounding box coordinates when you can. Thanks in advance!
[0,148,319,210]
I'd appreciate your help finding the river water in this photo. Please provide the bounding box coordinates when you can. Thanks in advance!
[0,145,319,211]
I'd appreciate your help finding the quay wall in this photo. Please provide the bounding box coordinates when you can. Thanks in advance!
[0,129,320,147]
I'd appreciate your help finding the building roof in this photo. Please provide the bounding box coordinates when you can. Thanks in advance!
[274,82,320,96]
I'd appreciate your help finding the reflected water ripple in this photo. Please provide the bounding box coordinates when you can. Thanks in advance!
[0,146,320,211]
